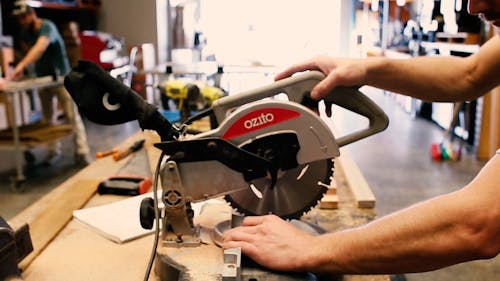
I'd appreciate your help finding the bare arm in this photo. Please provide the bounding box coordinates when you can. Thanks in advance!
[12,35,50,79]
[308,154,500,274]
[222,155,500,274]
[276,35,500,102]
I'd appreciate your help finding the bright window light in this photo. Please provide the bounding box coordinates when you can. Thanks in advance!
[371,0,379,12]
[199,0,342,66]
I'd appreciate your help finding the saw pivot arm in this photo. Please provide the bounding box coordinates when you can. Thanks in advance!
[154,138,278,188]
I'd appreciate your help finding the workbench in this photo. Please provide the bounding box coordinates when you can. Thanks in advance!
[9,130,389,281]
[0,76,72,189]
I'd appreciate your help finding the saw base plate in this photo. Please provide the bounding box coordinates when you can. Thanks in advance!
[154,201,326,281]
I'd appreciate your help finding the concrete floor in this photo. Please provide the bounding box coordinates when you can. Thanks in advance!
[0,120,140,219]
[0,87,498,280]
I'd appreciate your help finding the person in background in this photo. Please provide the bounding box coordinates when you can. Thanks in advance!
[0,77,6,90]
[223,0,500,275]
[10,0,90,166]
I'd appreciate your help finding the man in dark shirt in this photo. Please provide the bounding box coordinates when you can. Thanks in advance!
[11,0,90,166]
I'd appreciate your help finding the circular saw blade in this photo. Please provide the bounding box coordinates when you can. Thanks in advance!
[225,158,333,219]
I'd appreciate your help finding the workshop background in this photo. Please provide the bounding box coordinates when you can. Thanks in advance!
[0,1,499,281]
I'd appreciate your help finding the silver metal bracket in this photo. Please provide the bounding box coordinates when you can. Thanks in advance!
[160,160,201,247]
[222,247,241,281]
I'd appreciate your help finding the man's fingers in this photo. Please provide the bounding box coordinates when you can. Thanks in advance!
[241,214,284,226]
[274,60,320,81]
[223,226,258,242]
[222,240,259,258]
[311,71,340,99]
[241,216,266,226]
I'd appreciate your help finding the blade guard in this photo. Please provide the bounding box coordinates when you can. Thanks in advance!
[64,60,179,141]
[212,71,389,147]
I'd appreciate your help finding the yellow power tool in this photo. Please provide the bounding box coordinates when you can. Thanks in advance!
[161,79,226,124]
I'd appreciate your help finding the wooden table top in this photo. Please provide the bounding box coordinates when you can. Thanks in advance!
[11,129,388,281]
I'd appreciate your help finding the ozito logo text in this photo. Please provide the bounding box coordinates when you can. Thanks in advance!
[222,108,300,139]
[243,113,275,129]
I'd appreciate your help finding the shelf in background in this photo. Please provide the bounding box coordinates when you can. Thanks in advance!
[26,0,100,12]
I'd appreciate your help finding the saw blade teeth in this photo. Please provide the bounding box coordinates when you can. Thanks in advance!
[317,181,330,188]
[250,184,263,199]
[296,164,309,180]
[225,159,335,220]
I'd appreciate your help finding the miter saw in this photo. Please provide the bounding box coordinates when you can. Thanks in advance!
[64,60,388,281]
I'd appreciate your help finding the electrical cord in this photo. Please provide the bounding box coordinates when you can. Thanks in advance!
[143,151,166,281]
[184,108,214,126]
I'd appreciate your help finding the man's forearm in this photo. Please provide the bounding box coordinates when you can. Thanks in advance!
[18,46,44,70]
[362,36,500,102]
[362,56,476,102]
[16,36,49,73]
[305,187,495,274]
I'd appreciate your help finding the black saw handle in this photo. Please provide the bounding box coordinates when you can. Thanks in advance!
[211,70,389,147]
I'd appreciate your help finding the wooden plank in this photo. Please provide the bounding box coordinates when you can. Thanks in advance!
[320,193,339,209]
[337,147,376,208]
[320,180,338,209]
[1,76,61,92]
[18,179,100,269]
[22,220,154,281]
[490,87,500,155]
[477,86,500,160]
[9,131,149,270]
[319,108,376,208]
[0,124,74,147]
[477,91,493,160]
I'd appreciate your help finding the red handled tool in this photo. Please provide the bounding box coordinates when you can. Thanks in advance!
[95,148,117,159]
[113,139,145,161]
[98,176,151,196]
[98,146,152,196]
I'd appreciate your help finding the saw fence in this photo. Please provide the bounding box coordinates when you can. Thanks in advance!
[9,130,386,281]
